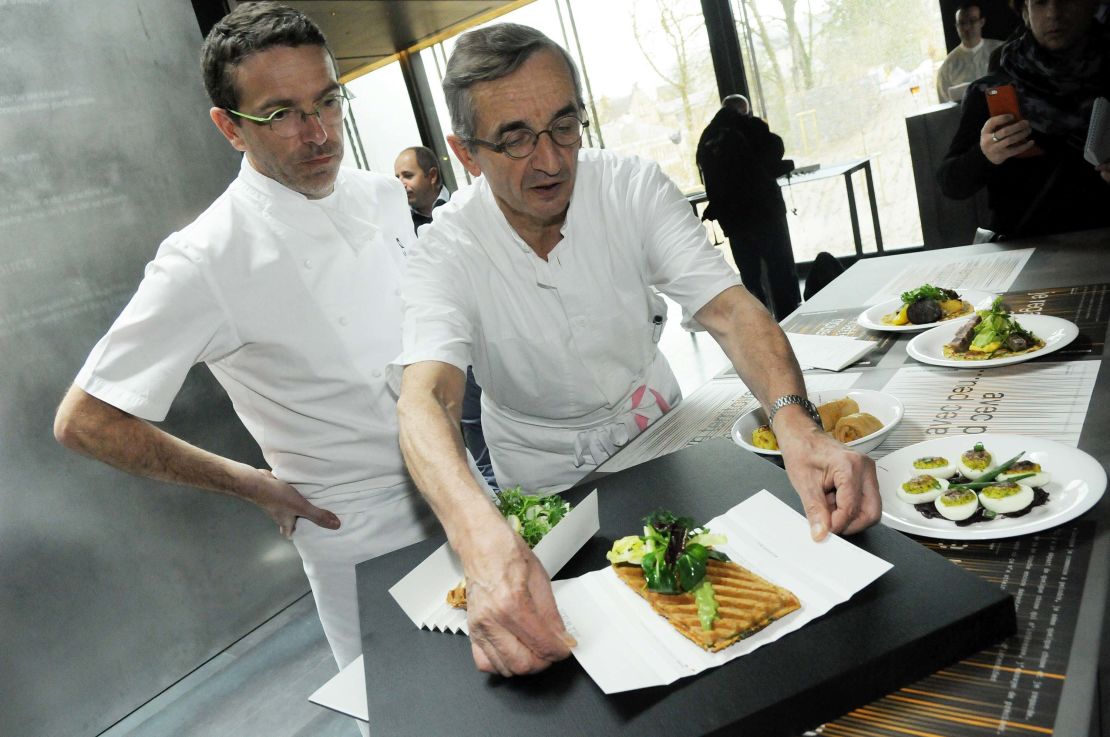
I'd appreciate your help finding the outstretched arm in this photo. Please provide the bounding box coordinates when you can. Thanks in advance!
[396,361,574,676]
[695,286,881,539]
[54,384,339,537]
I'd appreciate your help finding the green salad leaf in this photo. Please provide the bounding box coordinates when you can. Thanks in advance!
[969,297,1033,350]
[494,486,570,548]
[608,508,731,629]
[900,284,950,305]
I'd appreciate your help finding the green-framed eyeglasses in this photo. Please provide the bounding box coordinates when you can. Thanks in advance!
[466,114,589,159]
[227,91,350,139]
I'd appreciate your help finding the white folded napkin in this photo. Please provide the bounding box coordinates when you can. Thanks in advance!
[786,332,877,372]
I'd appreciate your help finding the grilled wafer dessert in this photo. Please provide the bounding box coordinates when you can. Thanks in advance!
[613,559,799,651]
[607,509,800,651]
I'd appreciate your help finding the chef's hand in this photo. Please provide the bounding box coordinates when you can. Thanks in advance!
[461,522,575,676]
[981,114,1035,165]
[775,411,881,540]
[250,468,340,538]
[1097,161,1110,184]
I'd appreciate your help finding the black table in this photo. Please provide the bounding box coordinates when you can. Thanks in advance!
[357,439,1013,737]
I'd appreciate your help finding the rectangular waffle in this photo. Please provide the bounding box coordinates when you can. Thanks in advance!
[612,559,800,651]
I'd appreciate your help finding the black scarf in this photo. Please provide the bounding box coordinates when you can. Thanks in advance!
[998,24,1109,150]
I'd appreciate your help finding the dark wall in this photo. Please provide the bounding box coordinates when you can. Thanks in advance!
[939,0,1023,52]
[0,2,309,736]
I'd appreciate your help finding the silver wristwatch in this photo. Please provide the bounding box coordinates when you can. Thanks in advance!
[767,394,822,428]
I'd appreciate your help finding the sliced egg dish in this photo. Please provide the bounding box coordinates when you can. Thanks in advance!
[978,481,1035,514]
[898,474,949,504]
[909,455,956,479]
[958,447,992,480]
[934,488,979,520]
[997,460,1050,488]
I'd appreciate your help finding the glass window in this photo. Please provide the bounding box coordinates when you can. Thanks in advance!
[733,0,947,259]
[567,0,719,194]
[419,0,719,195]
[342,61,422,174]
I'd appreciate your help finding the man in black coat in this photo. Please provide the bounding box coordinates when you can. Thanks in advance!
[697,94,801,319]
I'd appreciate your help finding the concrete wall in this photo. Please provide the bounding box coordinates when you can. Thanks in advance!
[0,3,309,735]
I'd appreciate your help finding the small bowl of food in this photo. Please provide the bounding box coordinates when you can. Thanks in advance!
[731,389,904,456]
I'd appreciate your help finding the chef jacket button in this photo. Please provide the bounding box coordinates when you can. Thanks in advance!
[303,259,313,269]
[371,369,382,378]
[338,316,348,326]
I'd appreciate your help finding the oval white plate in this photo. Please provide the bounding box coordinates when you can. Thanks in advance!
[731,389,904,456]
[856,291,996,333]
[905,314,1078,368]
[877,433,1106,540]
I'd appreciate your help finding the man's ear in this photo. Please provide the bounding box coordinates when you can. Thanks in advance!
[429,166,441,189]
[447,134,482,177]
[210,107,248,153]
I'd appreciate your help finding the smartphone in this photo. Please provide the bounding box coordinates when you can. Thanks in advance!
[986,85,1043,158]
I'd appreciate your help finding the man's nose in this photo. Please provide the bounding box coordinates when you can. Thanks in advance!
[300,112,328,146]
[529,131,562,174]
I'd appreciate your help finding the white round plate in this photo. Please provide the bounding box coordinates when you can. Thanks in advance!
[731,389,903,456]
[905,314,1079,368]
[856,291,996,333]
[877,433,1106,540]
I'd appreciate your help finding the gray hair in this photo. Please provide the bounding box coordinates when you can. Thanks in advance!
[442,23,585,143]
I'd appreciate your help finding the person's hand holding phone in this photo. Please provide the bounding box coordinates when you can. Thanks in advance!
[980,114,1036,164]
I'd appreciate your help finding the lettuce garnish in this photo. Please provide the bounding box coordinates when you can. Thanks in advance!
[613,509,731,599]
[494,486,569,548]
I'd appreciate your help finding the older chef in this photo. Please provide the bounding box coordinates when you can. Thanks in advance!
[394,23,881,678]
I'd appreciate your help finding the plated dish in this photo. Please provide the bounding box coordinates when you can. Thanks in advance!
[877,433,1106,540]
[732,389,903,456]
[606,509,799,651]
[906,313,1078,368]
[857,289,996,333]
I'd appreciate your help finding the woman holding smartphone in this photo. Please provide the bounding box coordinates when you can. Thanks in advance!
[937,0,1109,239]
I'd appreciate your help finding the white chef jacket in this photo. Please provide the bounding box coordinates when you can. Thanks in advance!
[397,148,740,492]
[936,39,1003,102]
[77,157,421,514]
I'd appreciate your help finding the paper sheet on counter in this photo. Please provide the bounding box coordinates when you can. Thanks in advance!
[866,248,1034,305]
[552,491,892,694]
[787,332,877,371]
[389,490,600,635]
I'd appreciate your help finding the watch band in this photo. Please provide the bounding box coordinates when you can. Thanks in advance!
[768,394,822,428]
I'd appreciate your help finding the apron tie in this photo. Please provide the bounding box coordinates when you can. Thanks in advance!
[571,383,672,467]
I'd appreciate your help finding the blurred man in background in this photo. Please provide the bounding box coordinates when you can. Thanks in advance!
[936,3,1004,102]
[697,94,801,320]
[394,145,450,230]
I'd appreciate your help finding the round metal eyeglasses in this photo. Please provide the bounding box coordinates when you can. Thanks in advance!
[466,115,589,159]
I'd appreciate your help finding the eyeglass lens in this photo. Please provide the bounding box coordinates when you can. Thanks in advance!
[269,95,347,138]
[500,116,584,157]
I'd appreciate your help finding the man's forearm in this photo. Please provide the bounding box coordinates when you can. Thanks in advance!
[697,286,807,411]
[396,367,504,556]
[54,385,262,503]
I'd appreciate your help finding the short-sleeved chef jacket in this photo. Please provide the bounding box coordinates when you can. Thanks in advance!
[397,148,740,492]
[77,157,420,513]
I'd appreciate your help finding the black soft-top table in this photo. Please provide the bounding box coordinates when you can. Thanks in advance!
[356,438,1014,737]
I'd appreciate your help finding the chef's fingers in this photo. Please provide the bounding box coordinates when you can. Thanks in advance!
[471,638,510,677]
[299,499,341,531]
[797,483,832,541]
[834,454,882,536]
[472,617,551,676]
